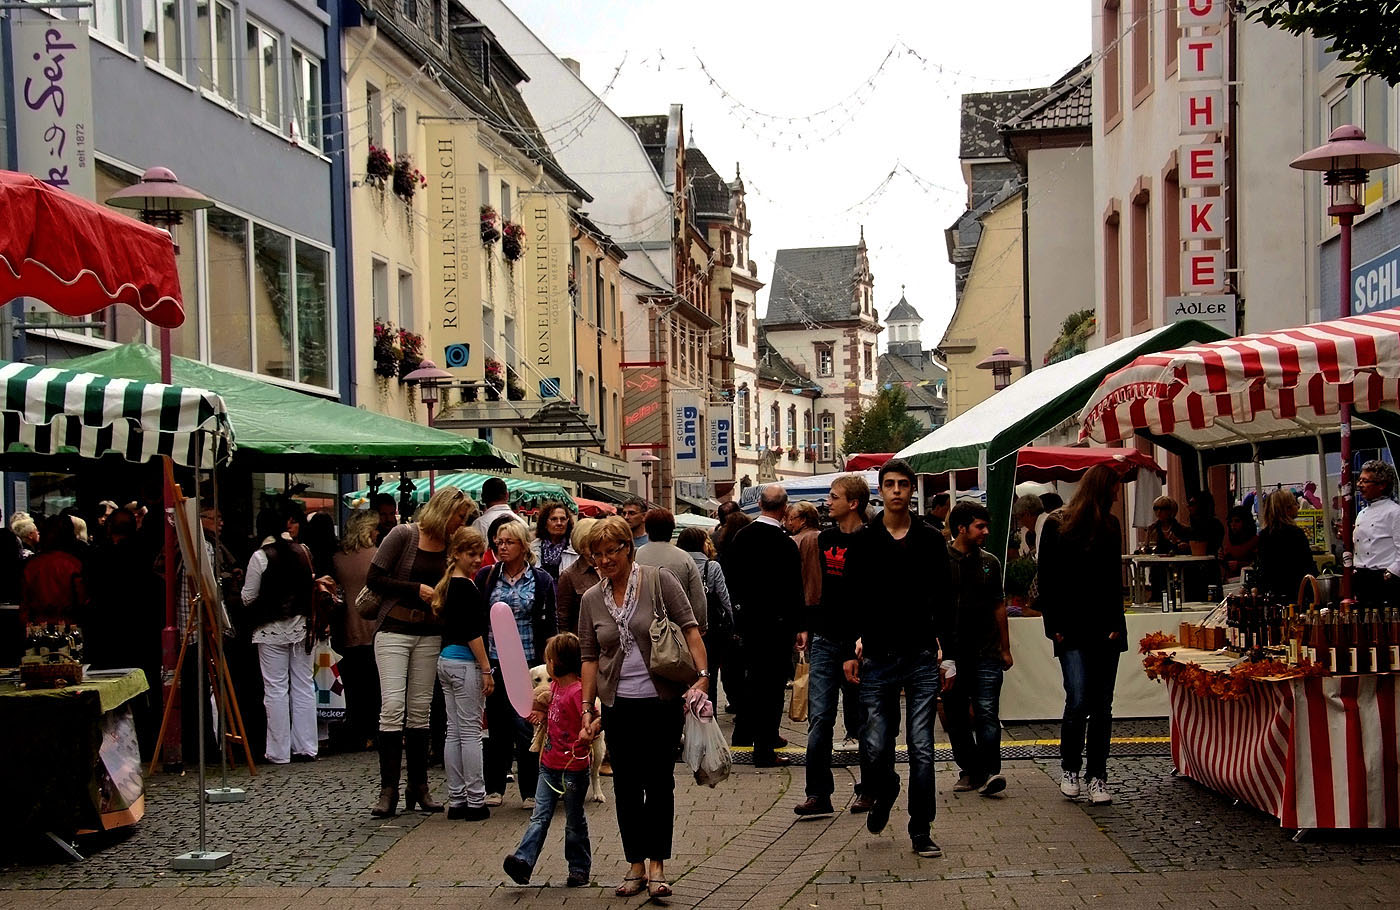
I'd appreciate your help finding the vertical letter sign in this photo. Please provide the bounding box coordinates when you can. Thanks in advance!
[672,390,701,470]
[707,404,733,480]
[13,19,95,200]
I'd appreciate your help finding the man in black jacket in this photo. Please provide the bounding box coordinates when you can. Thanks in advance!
[727,483,804,767]
[843,459,953,859]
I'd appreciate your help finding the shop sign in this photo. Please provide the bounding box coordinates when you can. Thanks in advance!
[12,20,94,200]
[707,404,732,479]
[1182,251,1226,293]
[1164,294,1236,334]
[424,125,471,371]
[1350,243,1400,315]
[622,364,666,448]
[672,390,701,468]
[521,191,568,374]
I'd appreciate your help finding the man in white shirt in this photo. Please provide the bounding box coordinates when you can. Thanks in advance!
[471,476,523,542]
[1354,459,1400,606]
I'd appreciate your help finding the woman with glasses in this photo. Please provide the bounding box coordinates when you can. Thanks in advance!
[577,516,708,901]
[475,520,558,808]
[530,501,578,581]
[364,485,474,817]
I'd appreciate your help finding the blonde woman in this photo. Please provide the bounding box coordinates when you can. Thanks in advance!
[555,517,599,637]
[432,527,493,820]
[475,519,557,808]
[365,486,474,817]
[1256,489,1312,603]
[332,510,382,750]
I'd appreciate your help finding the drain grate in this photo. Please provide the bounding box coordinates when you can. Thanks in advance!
[726,739,1170,766]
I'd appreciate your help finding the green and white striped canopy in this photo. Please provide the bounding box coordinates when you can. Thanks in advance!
[0,360,233,468]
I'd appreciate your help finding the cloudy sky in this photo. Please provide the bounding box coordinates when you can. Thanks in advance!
[503,0,1089,348]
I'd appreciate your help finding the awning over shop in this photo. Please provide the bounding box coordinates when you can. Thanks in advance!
[520,451,627,485]
[0,359,232,469]
[896,320,1229,560]
[580,483,630,505]
[350,472,574,511]
[676,492,720,514]
[57,344,516,470]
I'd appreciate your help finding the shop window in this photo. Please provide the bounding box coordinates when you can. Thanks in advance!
[253,225,293,379]
[295,244,331,387]
[208,208,253,370]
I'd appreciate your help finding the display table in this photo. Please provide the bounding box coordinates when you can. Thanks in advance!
[1155,648,1399,830]
[1001,610,1209,721]
[0,668,148,837]
[1125,553,1217,606]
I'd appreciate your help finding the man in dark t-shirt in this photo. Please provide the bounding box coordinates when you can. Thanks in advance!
[943,501,1012,797]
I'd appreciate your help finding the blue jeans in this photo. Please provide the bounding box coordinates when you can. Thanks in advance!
[941,659,1004,781]
[859,649,940,838]
[805,634,864,798]
[1059,647,1121,781]
[510,767,591,877]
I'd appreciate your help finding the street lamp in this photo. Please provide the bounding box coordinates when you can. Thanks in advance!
[637,452,660,502]
[976,347,1025,392]
[403,359,454,495]
[106,167,213,775]
[1291,124,1400,603]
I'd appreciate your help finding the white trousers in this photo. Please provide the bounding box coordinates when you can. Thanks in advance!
[437,657,487,808]
[374,631,442,730]
[257,641,317,763]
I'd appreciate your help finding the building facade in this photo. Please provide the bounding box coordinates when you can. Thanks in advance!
[880,294,948,432]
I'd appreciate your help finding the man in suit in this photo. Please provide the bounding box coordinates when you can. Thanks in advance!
[727,484,804,767]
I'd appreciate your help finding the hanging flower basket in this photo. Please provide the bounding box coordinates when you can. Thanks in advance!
[484,358,505,402]
[366,146,393,190]
[397,328,424,380]
[502,221,526,261]
[506,367,526,401]
[373,318,400,379]
[392,155,426,203]
[480,205,501,245]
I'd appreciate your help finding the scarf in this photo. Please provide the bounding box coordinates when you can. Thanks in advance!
[604,563,642,657]
[539,538,567,569]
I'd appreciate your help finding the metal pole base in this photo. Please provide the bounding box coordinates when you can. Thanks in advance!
[204,788,246,803]
[172,850,233,870]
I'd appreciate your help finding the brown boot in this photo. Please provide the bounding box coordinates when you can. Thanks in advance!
[370,732,402,817]
[404,729,444,812]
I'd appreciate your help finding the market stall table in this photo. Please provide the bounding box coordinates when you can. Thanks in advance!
[1126,554,1218,608]
[1149,646,1400,830]
[0,668,149,846]
[1001,609,1209,721]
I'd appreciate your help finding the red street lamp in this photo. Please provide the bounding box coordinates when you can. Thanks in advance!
[403,358,454,495]
[1290,125,1400,603]
[976,347,1025,392]
[107,167,212,772]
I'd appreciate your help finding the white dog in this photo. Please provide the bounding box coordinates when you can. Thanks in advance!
[529,664,607,802]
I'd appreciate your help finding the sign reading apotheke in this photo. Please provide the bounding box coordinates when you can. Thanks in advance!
[424,125,471,362]
[672,390,702,468]
[1164,294,1236,334]
[1350,244,1400,316]
[13,20,95,200]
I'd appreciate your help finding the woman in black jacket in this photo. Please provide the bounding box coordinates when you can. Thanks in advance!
[474,519,557,808]
[1255,490,1313,603]
[1037,465,1126,807]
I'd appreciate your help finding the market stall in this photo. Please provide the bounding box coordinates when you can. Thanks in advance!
[349,471,574,512]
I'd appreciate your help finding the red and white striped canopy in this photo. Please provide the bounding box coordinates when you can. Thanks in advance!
[1079,311,1400,447]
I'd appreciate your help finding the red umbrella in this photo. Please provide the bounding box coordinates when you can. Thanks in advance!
[0,170,185,328]
[575,497,617,518]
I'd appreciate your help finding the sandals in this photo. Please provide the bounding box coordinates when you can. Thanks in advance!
[648,880,673,901]
[615,875,648,897]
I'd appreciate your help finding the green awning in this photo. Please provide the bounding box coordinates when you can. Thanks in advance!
[349,472,574,511]
[0,358,233,468]
[896,320,1229,563]
[57,344,516,471]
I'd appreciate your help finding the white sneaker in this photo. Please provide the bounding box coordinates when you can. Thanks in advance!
[485,792,503,807]
[839,738,859,751]
[1087,777,1112,805]
[521,797,536,810]
[1059,771,1081,799]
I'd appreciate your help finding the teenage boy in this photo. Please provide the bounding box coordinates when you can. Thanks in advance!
[843,459,953,859]
[943,501,1013,797]
[794,474,869,816]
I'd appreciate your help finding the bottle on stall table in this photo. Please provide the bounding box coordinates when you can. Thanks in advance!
[1367,609,1383,673]
[1330,610,1348,673]
[1350,610,1366,673]
[1388,607,1400,671]
[1310,609,1329,669]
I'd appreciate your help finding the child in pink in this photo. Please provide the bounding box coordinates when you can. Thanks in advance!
[503,633,600,887]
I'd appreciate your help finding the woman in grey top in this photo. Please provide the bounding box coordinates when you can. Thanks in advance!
[577,516,708,902]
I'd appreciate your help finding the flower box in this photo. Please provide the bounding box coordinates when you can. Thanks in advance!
[480,205,500,245]
[502,221,525,261]
[366,146,392,189]
[392,155,426,203]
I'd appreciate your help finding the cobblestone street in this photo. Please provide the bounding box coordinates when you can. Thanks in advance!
[3,710,1399,908]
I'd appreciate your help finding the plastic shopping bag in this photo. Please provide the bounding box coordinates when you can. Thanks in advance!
[682,690,732,788]
[788,653,809,722]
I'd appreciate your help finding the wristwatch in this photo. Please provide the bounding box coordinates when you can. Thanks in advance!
[696,669,710,678]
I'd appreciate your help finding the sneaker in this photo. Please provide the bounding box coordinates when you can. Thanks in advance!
[521,797,536,810]
[485,792,504,807]
[1059,771,1081,799]
[866,778,899,835]
[1087,777,1112,805]
[952,773,978,793]
[793,796,834,816]
[911,834,943,858]
[839,737,859,751]
[979,774,1007,797]
[502,854,532,885]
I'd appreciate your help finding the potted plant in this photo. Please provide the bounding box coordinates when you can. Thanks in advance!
[787,447,799,461]
[397,328,424,379]
[392,155,426,203]
[502,220,526,261]
[804,446,816,462]
[366,145,392,190]
[484,358,505,401]
[373,318,400,379]
[480,205,500,245]
[506,367,527,401]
